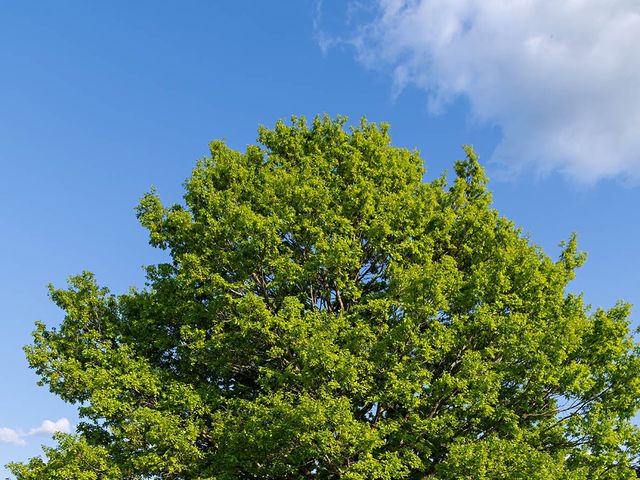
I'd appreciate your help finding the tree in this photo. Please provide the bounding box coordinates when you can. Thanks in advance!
[9,116,640,479]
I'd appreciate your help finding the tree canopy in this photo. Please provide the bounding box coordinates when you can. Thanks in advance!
[9,116,640,479]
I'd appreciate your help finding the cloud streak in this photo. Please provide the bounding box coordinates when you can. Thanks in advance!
[326,0,640,183]
[0,427,26,446]
[0,418,71,446]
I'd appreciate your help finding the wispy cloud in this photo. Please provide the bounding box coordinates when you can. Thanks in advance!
[28,418,71,437]
[0,418,71,446]
[0,427,26,446]
[318,0,640,183]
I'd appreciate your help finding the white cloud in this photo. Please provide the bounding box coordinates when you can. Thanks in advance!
[332,0,640,183]
[0,427,26,446]
[28,418,71,436]
[0,418,71,446]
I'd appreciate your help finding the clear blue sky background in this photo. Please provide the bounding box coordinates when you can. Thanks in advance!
[1,1,638,474]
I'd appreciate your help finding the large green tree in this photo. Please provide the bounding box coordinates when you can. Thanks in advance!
[9,116,640,479]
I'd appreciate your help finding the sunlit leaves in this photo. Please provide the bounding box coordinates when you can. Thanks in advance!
[10,116,640,479]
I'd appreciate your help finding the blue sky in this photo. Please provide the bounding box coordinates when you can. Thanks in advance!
[1,1,639,474]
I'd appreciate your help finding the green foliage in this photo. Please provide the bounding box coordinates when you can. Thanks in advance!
[9,116,640,479]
